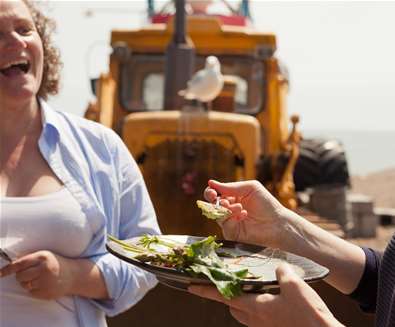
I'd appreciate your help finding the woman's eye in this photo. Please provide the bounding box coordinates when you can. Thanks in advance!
[17,27,32,35]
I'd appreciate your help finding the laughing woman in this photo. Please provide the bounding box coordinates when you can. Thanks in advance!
[0,1,160,326]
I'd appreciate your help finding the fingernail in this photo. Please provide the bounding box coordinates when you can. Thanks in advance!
[278,263,291,272]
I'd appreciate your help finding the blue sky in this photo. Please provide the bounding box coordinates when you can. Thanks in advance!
[45,1,395,132]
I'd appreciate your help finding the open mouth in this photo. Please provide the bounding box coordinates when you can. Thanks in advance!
[0,61,31,77]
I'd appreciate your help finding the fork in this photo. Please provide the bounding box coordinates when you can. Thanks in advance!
[215,196,220,209]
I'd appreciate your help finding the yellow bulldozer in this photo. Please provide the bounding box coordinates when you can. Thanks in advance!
[85,1,372,326]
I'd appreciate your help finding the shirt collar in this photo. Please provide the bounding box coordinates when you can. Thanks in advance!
[38,98,61,138]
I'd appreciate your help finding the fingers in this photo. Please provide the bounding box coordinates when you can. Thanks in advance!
[276,263,298,284]
[276,263,305,296]
[189,285,232,308]
[204,187,218,203]
[204,186,247,223]
[188,285,276,312]
[15,265,41,283]
[208,180,259,199]
[20,278,39,292]
[220,200,243,215]
[188,285,242,308]
[0,254,40,278]
[229,307,250,326]
[189,285,278,327]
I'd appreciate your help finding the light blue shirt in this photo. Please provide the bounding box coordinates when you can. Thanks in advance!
[38,99,161,327]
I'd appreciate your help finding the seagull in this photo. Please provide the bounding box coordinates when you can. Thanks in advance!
[179,56,224,109]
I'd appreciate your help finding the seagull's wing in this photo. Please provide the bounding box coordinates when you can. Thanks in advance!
[187,69,207,89]
[178,70,207,100]
[181,67,224,101]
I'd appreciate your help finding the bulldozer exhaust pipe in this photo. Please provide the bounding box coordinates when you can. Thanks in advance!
[163,0,195,110]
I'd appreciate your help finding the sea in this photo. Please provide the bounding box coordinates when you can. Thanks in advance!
[304,130,395,176]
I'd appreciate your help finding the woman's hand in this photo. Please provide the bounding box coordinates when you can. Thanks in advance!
[204,179,290,248]
[190,264,344,327]
[204,180,367,296]
[0,250,76,300]
[0,250,109,300]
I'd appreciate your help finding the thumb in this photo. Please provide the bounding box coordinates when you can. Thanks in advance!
[276,263,303,294]
[208,179,257,198]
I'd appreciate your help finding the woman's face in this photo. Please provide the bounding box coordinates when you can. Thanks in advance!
[0,0,44,107]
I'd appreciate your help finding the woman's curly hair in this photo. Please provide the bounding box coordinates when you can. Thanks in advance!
[22,0,62,99]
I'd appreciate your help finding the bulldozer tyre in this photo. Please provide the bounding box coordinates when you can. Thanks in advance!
[294,139,350,191]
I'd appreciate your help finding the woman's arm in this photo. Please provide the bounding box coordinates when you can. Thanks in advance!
[87,131,161,317]
[68,257,108,299]
[280,208,366,294]
[204,180,366,295]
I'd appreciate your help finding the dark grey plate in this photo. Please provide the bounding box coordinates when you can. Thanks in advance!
[106,235,329,292]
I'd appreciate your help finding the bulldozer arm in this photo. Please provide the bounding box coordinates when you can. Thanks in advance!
[84,73,116,128]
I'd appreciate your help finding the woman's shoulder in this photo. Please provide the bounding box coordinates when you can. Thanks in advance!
[53,109,122,146]
[41,100,127,159]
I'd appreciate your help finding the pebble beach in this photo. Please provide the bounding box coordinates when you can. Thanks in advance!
[349,167,395,250]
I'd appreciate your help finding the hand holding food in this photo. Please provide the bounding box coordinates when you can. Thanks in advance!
[203,180,290,249]
[196,199,232,220]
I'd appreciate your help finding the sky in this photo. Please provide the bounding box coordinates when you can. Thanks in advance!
[44,0,395,133]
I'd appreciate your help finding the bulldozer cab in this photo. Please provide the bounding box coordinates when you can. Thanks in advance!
[119,53,263,114]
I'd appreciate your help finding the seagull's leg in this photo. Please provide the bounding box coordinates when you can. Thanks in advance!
[191,99,199,107]
[197,100,205,111]
[203,102,212,111]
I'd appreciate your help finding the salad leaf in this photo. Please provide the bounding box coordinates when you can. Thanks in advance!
[188,264,248,300]
[196,200,232,220]
[186,235,223,268]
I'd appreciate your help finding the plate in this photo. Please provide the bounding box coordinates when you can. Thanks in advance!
[106,235,329,293]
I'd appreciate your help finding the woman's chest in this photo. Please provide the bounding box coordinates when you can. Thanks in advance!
[1,140,63,197]
[0,188,101,259]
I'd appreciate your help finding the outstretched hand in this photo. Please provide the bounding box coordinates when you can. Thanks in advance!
[204,180,289,249]
[189,263,343,327]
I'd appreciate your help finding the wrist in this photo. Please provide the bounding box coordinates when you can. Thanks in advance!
[309,301,344,327]
[318,312,345,327]
[67,258,109,299]
[65,258,81,296]
[271,207,303,251]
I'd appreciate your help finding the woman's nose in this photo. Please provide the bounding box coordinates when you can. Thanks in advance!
[4,31,27,50]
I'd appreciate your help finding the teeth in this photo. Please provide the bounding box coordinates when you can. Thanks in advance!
[0,59,29,70]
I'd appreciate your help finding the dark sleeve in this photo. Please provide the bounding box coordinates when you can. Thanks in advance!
[349,247,382,313]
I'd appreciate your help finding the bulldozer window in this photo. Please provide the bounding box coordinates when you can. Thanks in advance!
[120,54,164,112]
[119,54,264,113]
[143,73,164,110]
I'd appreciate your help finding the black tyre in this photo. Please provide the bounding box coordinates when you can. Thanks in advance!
[294,138,350,191]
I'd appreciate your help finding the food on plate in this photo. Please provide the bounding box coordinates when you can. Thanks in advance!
[108,234,257,299]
